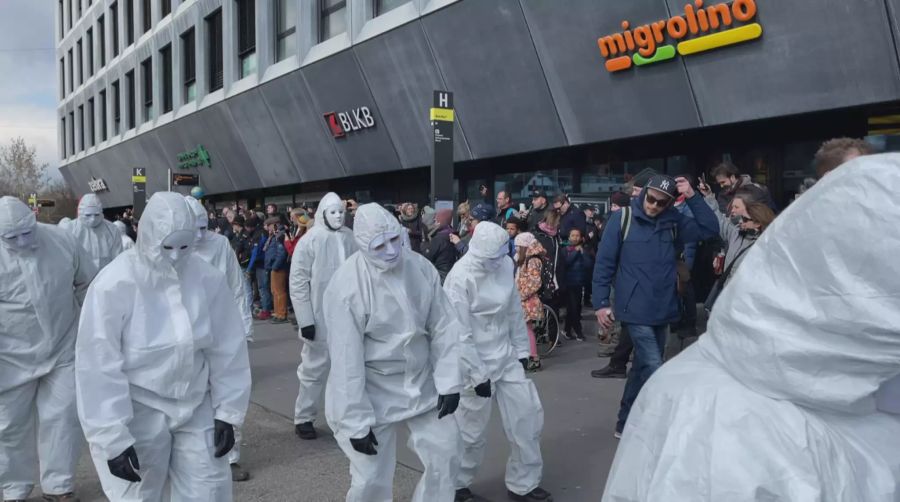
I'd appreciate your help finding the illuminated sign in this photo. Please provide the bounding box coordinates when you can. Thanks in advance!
[177,145,211,169]
[597,0,762,73]
[324,106,376,138]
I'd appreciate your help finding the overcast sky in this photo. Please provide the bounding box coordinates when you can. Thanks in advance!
[0,0,59,178]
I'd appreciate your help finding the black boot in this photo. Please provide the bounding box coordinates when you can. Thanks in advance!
[455,487,476,502]
[508,487,553,501]
[294,421,317,440]
[591,365,626,379]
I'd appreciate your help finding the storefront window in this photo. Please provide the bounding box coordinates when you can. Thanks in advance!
[493,169,573,204]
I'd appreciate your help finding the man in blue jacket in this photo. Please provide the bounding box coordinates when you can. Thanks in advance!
[592,175,719,438]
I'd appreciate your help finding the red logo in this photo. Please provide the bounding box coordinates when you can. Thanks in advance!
[323,112,345,138]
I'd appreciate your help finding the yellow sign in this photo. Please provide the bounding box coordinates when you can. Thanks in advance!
[132,175,146,183]
[430,108,454,122]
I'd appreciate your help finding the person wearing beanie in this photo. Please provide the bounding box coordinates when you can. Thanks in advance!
[610,192,631,211]
[624,168,658,198]
[455,203,494,257]
[592,174,719,438]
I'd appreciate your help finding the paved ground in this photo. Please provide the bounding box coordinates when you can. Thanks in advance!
[48,312,634,502]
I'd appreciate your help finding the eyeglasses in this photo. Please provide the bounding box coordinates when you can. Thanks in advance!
[645,193,672,208]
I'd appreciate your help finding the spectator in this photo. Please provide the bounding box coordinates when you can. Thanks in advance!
[624,168,657,198]
[344,198,358,229]
[526,190,549,231]
[711,162,776,212]
[563,228,592,341]
[284,209,311,257]
[672,176,700,337]
[399,203,427,253]
[422,208,458,283]
[421,205,435,230]
[814,137,874,178]
[533,209,567,318]
[246,216,271,320]
[554,194,587,239]
[454,203,492,257]
[610,191,631,213]
[456,201,471,239]
[495,190,518,227]
[592,175,719,438]
[264,218,290,324]
[504,216,524,259]
[514,232,546,372]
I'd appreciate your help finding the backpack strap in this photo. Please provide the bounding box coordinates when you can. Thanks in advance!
[619,206,632,244]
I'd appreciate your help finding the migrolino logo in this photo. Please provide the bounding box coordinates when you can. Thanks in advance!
[598,0,762,73]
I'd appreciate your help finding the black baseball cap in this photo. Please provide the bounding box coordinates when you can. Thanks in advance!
[646,175,679,199]
[531,189,548,199]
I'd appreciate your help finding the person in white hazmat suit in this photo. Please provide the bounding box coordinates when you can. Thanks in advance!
[58,216,73,231]
[444,221,552,502]
[0,196,96,502]
[323,203,469,502]
[113,220,135,250]
[602,153,900,502]
[69,193,124,270]
[75,192,252,502]
[289,192,357,440]
[184,196,254,481]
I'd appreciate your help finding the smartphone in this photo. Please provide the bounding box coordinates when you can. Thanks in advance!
[519,203,527,213]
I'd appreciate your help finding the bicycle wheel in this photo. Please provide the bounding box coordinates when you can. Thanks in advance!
[537,304,560,357]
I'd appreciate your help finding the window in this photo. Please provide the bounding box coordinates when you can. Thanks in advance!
[112,80,121,134]
[99,89,108,141]
[68,111,75,155]
[275,0,296,61]
[160,44,173,113]
[76,0,82,19]
[67,49,74,92]
[161,0,171,17]
[59,0,65,38]
[67,0,73,30]
[206,9,223,92]
[236,0,256,78]
[87,28,94,76]
[111,3,119,57]
[141,57,152,122]
[125,0,134,46]
[374,0,406,16]
[98,15,106,67]
[142,0,151,34]
[87,97,95,147]
[126,70,135,129]
[77,39,83,85]
[78,105,84,152]
[319,0,346,42]
[59,59,65,98]
[60,117,66,159]
[181,28,196,102]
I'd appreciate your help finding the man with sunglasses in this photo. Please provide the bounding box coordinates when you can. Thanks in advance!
[592,175,719,438]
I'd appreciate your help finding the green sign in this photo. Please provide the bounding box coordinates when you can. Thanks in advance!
[177,145,211,169]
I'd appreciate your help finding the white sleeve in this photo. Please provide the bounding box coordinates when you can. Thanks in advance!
[324,285,376,439]
[75,280,135,460]
[204,276,252,427]
[507,287,532,360]
[289,237,316,329]
[426,270,464,395]
[443,275,488,388]
[223,245,253,339]
[72,237,98,305]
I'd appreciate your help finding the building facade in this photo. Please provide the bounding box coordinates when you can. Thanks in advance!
[57,0,900,211]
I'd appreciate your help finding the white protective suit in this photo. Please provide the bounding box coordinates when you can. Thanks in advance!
[58,216,73,230]
[289,192,357,426]
[602,153,900,502]
[113,219,135,250]
[75,192,252,502]
[444,222,545,496]
[0,196,96,501]
[69,193,124,270]
[322,203,465,502]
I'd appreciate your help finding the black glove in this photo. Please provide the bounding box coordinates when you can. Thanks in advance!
[213,419,235,458]
[474,380,492,398]
[349,428,378,456]
[437,393,460,419]
[300,325,316,341]
[520,358,529,371]
[107,446,141,483]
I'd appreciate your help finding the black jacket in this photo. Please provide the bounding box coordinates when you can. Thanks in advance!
[526,205,547,232]
[422,226,457,283]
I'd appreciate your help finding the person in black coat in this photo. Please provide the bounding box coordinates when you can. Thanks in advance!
[421,209,458,283]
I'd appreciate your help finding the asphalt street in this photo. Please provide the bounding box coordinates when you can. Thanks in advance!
[56,313,628,502]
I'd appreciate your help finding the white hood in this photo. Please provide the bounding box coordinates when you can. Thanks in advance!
[184,196,209,229]
[701,153,900,414]
[136,192,195,270]
[467,221,510,260]
[78,193,103,214]
[0,196,36,235]
[314,192,343,230]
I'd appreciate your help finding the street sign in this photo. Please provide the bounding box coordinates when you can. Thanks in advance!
[36,199,55,207]
[28,193,37,207]
[430,90,455,208]
[132,167,147,218]
[172,173,200,187]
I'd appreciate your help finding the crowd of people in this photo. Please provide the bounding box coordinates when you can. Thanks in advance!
[1,136,896,502]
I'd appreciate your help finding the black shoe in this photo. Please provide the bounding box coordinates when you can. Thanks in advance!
[294,421,317,440]
[591,365,626,379]
[508,487,553,501]
[563,329,575,340]
[230,463,251,482]
[455,487,476,502]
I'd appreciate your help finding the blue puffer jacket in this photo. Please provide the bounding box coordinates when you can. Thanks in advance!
[592,188,719,326]
[564,247,593,288]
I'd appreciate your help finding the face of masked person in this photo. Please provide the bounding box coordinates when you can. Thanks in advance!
[366,231,402,270]
[160,230,194,267]
[324,204,345,231]
[2,228,37,251]
[469,221,511,271]
[484,247,508,270]
[80,210,104,228]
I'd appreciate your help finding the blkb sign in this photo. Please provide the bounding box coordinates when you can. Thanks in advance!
[324,106,376,138]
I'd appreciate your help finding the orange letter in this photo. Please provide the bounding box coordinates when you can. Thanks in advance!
[598,33,627,57]
[706,3,732,29]
[622,21,636,51]
[732,0,757,22]
[652,20,667,42]
[633,26,657,57]
[667,16,688,39]
[685,4,699,34]
[696,0,710,31]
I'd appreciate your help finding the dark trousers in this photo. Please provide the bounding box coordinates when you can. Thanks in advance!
[565,287,584,337]
[616,324,668,432]
[609,325,633,371]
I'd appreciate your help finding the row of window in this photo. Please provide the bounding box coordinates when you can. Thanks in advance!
[60,0,171,40]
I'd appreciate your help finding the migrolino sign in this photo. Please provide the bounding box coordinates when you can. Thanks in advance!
[177,145,211,169]
[324,106,376,138]
[598,0,762,73]
[88,177,109,193]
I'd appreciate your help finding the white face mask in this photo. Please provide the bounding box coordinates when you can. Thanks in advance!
[194,224,207,244]
[366,231,402,270]
[324,204,345,230]
[81,211,103,228]
[160,230,195,267]
[1,228,37,251]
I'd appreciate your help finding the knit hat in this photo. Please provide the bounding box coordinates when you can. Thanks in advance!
[610,192,631,208]
[514,232,537,248]
[470,203,493,222]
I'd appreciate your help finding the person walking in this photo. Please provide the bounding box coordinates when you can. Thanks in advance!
[68,194,124,272]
